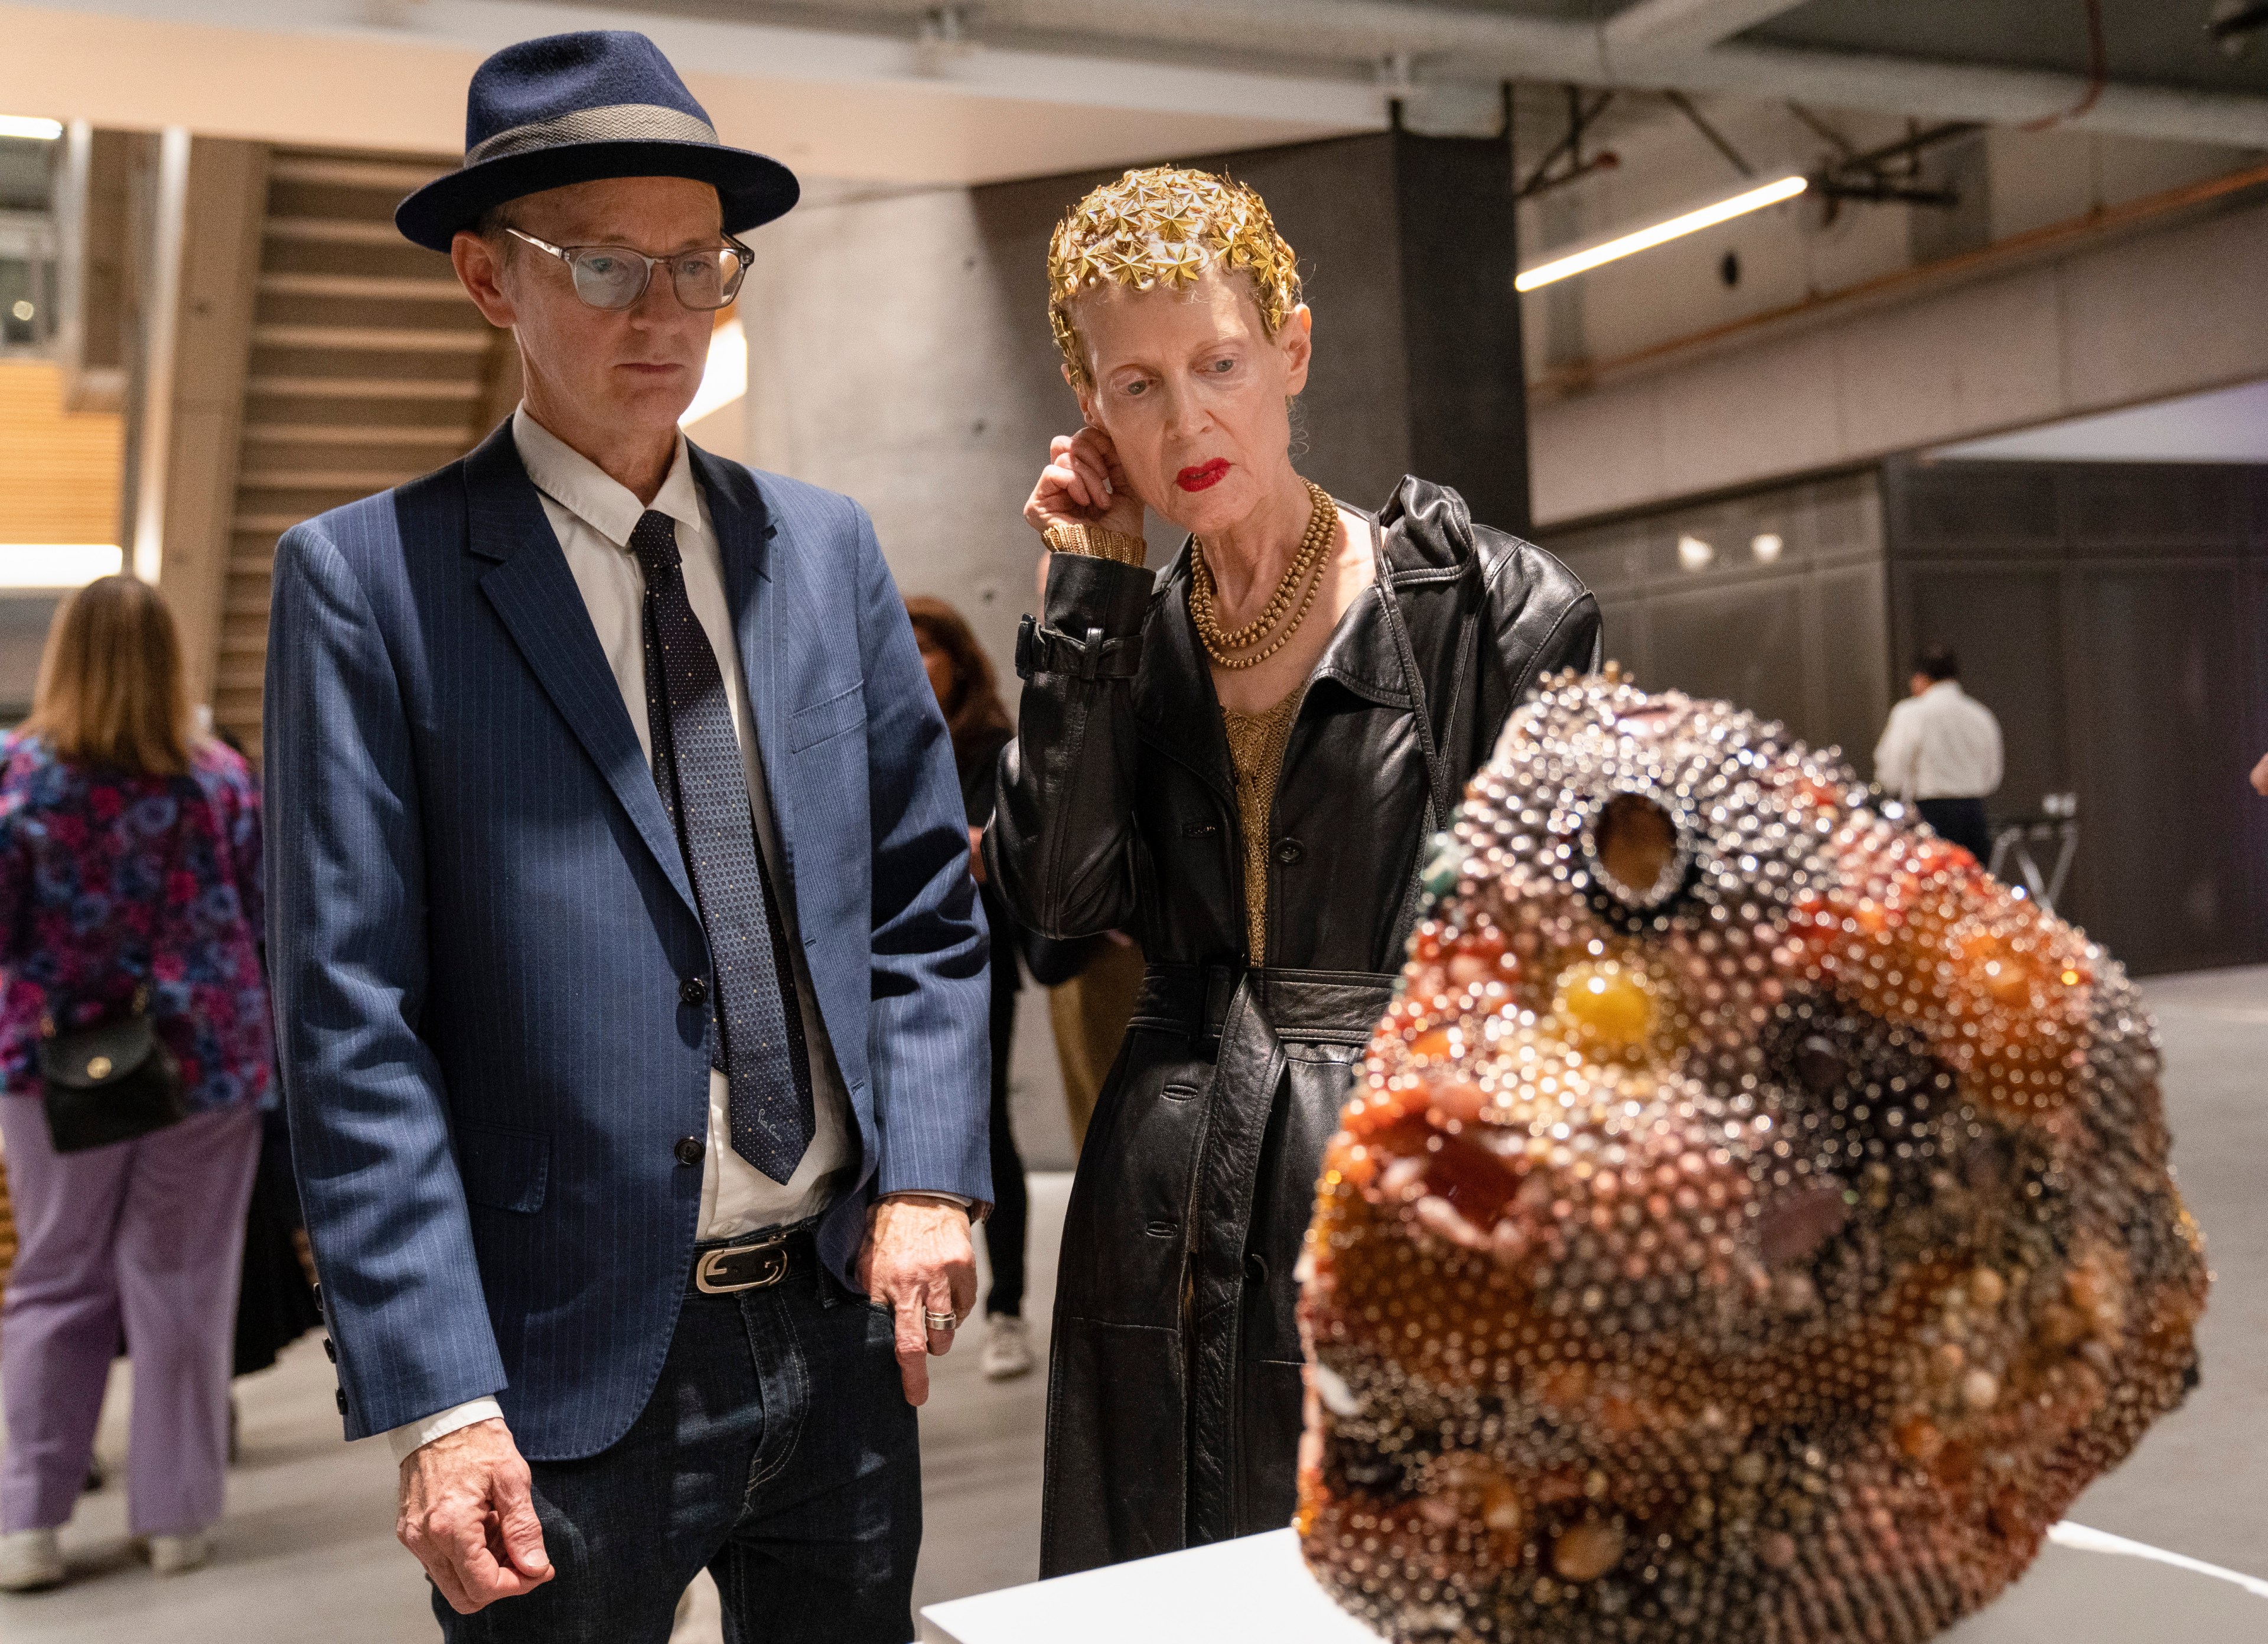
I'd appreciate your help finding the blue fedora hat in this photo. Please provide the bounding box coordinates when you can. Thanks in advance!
[396,31,799,252]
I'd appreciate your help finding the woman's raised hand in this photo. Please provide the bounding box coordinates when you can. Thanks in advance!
[1025,427,1143,542]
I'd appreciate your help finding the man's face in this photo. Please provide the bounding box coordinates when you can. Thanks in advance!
[460,175,726,445]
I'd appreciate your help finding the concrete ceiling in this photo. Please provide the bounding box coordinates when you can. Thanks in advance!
[2,0,2264,185]
[1745,0,2268,99]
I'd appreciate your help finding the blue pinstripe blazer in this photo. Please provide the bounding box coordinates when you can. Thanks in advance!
[264,423,990,1460]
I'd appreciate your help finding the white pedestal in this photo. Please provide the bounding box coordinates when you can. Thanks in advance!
[917,1525,2267,1644]
[917,1531,1375,1644]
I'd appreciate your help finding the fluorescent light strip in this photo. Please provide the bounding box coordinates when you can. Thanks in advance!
[1517,174,1809,293]
[0,115,66,142]
[0,545,124,588]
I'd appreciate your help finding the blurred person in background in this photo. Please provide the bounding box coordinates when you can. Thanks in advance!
[1873,644,2004,863]
[906,596,1032,1381]
[0,576,272,1592]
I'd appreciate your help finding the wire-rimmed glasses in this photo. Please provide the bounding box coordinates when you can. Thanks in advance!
[506,228,753,311]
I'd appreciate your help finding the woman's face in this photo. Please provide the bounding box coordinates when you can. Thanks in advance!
[1071,268,1312,538]
[917,634,956,709]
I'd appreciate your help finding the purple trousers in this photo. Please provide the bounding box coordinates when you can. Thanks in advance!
[0,1097,261,1536]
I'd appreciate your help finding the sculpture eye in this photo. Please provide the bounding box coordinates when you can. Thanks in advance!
[1587,792,1685,911]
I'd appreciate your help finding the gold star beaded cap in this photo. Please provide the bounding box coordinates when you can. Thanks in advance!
[1047,165,1304,389]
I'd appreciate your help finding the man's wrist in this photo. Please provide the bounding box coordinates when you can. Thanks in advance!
[879,1190,972,1213]
[388,1396,506,1465]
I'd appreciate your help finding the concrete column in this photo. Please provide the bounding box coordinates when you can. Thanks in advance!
[1390,123,1532,535]
[152,138,268,713]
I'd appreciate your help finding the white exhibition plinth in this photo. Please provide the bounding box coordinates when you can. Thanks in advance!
[917,1524,2267,1644]
[918,1531,1376,1644]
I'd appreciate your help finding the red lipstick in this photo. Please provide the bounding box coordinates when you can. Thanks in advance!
[1177,460,1231,493]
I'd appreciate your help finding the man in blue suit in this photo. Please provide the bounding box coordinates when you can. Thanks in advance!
[265,32,990,1642]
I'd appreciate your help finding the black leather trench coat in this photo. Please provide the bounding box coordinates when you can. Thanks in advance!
[985,477,1602,1576]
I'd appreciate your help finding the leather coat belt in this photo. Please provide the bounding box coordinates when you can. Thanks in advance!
[1129,962,1400,1054]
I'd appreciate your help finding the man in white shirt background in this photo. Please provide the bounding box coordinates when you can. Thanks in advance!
[1873,644,2006,864]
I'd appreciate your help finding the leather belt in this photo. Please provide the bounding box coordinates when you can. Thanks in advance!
[686,1226,815,1296]
[1129,962,1399,1053]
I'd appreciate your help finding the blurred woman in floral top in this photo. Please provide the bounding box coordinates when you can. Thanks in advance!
[0,575,271,1592]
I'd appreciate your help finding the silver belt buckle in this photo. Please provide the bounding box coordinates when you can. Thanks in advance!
[695,1236,790,1295]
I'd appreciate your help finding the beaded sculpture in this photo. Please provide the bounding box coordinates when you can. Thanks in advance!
[1297,670,2208,1643]
[1046,165,1302,389]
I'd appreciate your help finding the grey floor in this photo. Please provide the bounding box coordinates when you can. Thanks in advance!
[1,968,2260,1640]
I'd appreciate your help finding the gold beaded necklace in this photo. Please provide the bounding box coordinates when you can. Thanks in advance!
[1190,479,1337,671]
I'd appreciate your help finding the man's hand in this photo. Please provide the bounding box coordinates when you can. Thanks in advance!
[2251,751,2268,797]
[858,1194,978,1407]
[397,1417,553,1614]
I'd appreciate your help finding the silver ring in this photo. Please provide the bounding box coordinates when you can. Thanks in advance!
[923,1309,959,1332]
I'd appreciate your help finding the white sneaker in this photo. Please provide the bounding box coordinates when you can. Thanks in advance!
[147,1532,213,1576]
[0,1527,65,1592]
[980,1314,1035,1381]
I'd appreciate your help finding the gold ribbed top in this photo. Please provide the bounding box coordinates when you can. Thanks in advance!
[1221,689,1302,966]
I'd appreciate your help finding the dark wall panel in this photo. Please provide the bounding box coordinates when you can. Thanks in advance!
[1891,462,2061,559]
[1887,457,2268,975]
[1648,582,1811,736]
[2061,463,2247,552]
[1811,563,1889,771]
[2068,567,2254,972]
[1543,471,1889,773]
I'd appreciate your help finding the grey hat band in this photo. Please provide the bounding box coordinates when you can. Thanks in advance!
[465,102,719,165]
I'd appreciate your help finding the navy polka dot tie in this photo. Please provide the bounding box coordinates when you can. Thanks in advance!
[630,509,814,1181]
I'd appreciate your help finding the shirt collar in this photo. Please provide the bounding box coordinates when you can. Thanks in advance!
[512,404,703,549]
[1922,679,1963,699]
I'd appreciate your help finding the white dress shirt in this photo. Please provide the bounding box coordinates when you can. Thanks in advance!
[1873,679,2005,802]
[390,407,859,1460]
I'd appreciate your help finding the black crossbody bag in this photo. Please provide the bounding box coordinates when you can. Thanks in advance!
[38,984,189,1153]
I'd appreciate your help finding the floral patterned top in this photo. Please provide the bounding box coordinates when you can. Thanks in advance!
[0,733,273,1111]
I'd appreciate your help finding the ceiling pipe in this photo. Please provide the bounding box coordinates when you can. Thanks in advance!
[793,0,2268,149]
[1601,0,1811,56]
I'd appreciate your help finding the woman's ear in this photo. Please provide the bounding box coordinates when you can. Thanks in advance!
[1279,304,1314,398]
[1070,371,1102,432]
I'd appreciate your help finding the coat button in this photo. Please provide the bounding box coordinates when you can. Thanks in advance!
[675,1135,706,1167]
[335,1387,348,1414]
[680,976,708,1006]
[1273,837,1305,866]
[322,1337,336,1363]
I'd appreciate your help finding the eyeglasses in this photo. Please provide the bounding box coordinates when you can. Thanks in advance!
[506,228,754,312]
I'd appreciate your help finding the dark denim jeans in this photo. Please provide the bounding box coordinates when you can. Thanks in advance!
[435,1236,920,1643]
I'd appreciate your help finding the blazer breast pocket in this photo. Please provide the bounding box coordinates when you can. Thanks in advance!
[457,1122,550,1215]
[787,684,866,754]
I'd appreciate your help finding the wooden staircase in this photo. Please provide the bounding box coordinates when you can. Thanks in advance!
[215,149,517,748]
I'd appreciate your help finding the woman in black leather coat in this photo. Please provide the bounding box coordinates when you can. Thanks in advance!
[985,166,1602,1576]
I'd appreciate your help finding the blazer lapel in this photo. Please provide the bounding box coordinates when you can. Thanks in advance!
[692,446,794,849]
[463,425,699,919]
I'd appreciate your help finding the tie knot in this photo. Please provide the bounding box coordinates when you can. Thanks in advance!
[630,509,682,573]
